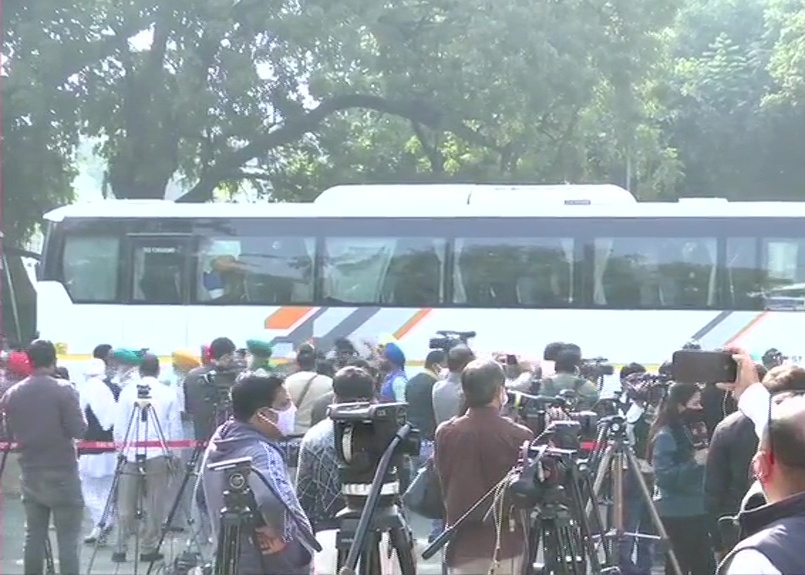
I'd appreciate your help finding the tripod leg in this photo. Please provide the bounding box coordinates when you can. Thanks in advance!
[388,526,417,575]
[585,445,613,519]
[568,467,609,570]
[358,532,382,575]
[623,445,683,575]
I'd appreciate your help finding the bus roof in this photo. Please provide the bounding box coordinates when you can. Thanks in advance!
[313,183,638,206]
[42,198,805,221]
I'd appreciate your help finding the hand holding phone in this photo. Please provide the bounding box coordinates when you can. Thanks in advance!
[671,350,738,386]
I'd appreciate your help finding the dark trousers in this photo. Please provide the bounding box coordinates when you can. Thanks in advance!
[21,467,84,575]
[662,515,716,575]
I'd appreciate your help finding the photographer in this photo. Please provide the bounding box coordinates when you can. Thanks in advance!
[647,382,715,575]
[538,348,599,410]
[184,336,238,442]
[434,359,533,574]
[201,372,316,575]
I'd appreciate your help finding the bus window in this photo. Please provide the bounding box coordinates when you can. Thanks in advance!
[195,236,314,305]
[453,238,574,307]
[594,237,717,308]
[62,235,120,302]
[726,238,761,309]
[760,238,805,310]
[322,237,446,305]
[130,237,187,304]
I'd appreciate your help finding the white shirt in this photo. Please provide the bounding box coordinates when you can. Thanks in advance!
[738,382,771,440]
[78,375,117,432]
[114,375,182,461]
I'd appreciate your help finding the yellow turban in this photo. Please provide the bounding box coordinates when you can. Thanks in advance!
[172,350,200,371]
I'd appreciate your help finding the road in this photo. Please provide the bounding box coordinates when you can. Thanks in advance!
[0,494,447,575]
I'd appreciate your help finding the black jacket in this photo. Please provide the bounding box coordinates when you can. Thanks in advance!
[705,410,758,520]
[405,371,439,440]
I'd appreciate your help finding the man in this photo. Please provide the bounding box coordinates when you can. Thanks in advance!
[1,340,87,575]
[310,358,376,427]
[247,338,275,371]
[435,359,533,575]
[286,343,333,435]
[705,364,767,557]
[201,372,319,575]
[184,336,238,442]
[113,353,182,563]
[717,364,805,574]
[405,349,446,541]
[379,342,408,402]
[539,348,599,410]
[93,343,114,380]
[432,345,475,426]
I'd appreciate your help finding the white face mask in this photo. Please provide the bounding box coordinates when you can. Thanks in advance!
[262,405,297,436]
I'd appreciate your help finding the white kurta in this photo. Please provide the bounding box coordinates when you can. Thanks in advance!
[78,369,118,525]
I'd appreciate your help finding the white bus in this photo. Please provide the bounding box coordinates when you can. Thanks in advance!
[36,188,805,376]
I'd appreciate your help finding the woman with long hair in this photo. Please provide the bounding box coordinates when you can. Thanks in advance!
[647,381,716,575]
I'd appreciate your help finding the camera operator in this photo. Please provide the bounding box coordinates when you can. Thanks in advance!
[538,348,599,410]
[309,358,377,427]
[201,372,316,575]
[433,345,475,426]
[704,364,766,559]
[184,336,238,442]
[714,361,805,574]
[647,381,715,575]
[540,341,566,380]
[619,362,657,575]
[434,359,533,574]
[0,340,87,575]
[113,353,182,563]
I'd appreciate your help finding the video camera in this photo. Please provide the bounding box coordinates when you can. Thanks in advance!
[428,330,476,353]
[579,356,614,380]
[508,431,581,509]
[201,353,248,407]
[329,402,419,503]
[507,390,597,446]
[624,371,672,406]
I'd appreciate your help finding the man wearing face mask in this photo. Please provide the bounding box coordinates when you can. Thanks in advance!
[716,364,805,575]
[201,371,318,575]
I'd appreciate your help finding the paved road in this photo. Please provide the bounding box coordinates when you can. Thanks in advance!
[0,494,447,574]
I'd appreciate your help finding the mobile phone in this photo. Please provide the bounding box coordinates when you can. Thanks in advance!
[671,350,738,385]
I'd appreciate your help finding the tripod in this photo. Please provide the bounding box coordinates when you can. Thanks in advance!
[336,424,417,575]
[86,389,175,575]
[0,423,56,575]
[208,457,267,575]
[588,416,682,575]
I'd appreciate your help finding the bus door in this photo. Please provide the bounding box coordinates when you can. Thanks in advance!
[123,233,193,353]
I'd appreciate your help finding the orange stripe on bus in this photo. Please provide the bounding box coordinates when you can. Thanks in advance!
[724,311,770,348]
[264,307,314,330]
[393,309,433,341]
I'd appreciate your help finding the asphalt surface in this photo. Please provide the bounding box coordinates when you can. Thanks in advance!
[0,494,447,575]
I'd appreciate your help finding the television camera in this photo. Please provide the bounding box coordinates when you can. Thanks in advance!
[507,390,598,445]
[579,356,614,381]
[201,350,248,407]
[328,402,419,575]
[623,371,672,406]
[428,330,476,352]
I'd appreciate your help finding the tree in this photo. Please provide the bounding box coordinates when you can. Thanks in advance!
[61,0,685,202]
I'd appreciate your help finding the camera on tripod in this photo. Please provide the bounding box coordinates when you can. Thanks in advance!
[579,356,614,380]
[508,390,598,445]
[509,442,578,509]
[136,384,152,400]
[428,330,476,352]
[330,402,419,495]
[624,372,672,407]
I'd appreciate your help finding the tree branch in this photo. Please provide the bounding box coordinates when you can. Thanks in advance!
[178,93,500,202]
[411,121,445,174]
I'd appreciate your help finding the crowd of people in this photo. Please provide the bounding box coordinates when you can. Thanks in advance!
[0,334,803,575]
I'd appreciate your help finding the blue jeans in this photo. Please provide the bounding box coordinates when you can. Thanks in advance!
[618,472,655,575]
[413,439,443,541]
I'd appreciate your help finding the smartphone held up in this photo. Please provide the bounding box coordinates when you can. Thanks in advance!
[671,349,738,386]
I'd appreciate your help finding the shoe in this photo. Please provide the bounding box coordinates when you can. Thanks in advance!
[140,551,164,563]
[83,528,101,544]
[111,552,126,563]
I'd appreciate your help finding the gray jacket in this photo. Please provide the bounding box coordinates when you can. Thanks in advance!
[200,420,319,574]
[432,372,463,426]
